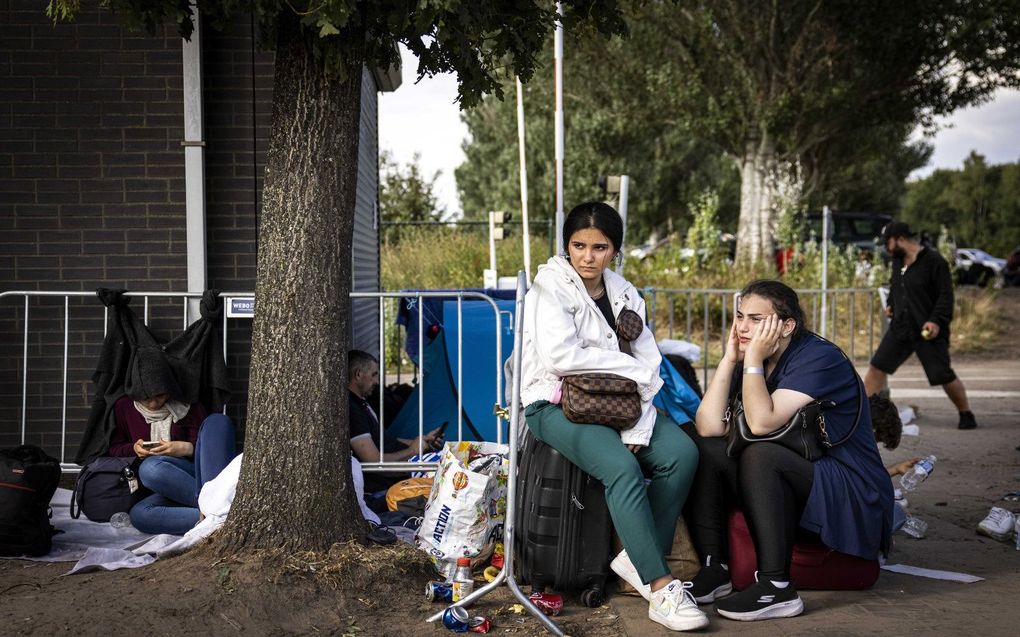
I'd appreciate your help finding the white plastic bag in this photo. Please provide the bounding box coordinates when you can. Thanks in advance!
[416,441,508,562]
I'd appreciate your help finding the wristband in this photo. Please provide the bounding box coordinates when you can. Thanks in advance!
[743,366,765,375]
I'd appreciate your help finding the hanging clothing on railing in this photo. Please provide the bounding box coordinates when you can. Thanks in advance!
[74,289,231,465]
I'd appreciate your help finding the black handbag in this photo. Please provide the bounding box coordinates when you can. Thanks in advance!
[724,344,863,461]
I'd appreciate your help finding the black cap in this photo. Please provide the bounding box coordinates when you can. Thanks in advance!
[881,221,915,242]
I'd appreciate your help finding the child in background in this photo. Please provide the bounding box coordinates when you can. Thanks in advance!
[869,394,920,533]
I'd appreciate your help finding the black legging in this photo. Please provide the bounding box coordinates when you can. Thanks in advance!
[682,431,816,580]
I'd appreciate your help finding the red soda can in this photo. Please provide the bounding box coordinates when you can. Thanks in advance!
[442,607,471,633]
[529,592,564,616]
[426,580,454,602]
[468,617,492,633]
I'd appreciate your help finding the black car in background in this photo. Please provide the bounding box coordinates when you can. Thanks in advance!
[805,211,892,254]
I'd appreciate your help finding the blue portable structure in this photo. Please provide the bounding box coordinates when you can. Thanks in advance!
[389,295,516,443]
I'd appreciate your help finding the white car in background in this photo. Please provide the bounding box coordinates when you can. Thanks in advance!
[955,248,1006,287]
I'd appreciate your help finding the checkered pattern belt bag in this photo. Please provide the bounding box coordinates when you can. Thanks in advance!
[561,373,642,431]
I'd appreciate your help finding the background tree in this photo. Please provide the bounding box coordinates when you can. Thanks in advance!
[457,25,742,245]
[902,154,1020,255]
[49,0,625,553]
[651,0,1020,265]
[379,151,445,243]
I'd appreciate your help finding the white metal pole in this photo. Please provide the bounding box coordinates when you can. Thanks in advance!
[554,3,564,253]
[821,205,831,337]
[182,5,206,325]
[516,78,532,284]
[617,175,630,275]
[489,211,498,270]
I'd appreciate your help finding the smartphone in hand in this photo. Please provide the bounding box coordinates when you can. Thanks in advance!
[141,441,162,450]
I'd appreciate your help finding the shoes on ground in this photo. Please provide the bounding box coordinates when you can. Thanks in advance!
[976,506,1015,542]
[958,411,978,430]
[714,573,804,622]
[689,556,732,604]
[610,549,651,601]
[648,579,710,631]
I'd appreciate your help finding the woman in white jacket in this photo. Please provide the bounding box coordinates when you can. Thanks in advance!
[521,202,706,632]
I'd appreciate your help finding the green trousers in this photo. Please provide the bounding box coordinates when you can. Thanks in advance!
[525,401,699,583]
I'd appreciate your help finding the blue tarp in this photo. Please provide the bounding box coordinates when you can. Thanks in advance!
[653,355,702,425]
[389,298,515,442]
[396,289,517,365]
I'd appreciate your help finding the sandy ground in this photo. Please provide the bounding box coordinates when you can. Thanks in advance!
[2,289,1019,636]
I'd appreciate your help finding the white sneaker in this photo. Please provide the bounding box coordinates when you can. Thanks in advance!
[610,549,651,601]
[648,580,710,632]
[977,506,1015,542]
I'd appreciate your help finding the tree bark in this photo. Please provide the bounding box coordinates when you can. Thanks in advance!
[735,133,780,266]
[220,17,367,552]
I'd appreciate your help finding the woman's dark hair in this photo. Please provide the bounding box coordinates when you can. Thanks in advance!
[739,279,807,338]
[562,201,624,254]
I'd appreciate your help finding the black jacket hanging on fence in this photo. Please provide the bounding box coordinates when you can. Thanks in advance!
[74,289,231,465]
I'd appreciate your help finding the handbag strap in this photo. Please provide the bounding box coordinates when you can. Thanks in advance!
[816,335,864,449]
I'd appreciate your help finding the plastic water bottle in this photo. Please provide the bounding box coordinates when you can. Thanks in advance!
[451,557,474,602]
[893,488,908,511]
[900,455,937,492]
[109,512,133,529]
[902,516,928,539]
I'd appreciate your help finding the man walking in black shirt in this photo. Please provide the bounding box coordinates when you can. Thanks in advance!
[864,222,978,429]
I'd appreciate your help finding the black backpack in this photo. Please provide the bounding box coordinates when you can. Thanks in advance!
[70,456,144,523]
[0,445,62,557]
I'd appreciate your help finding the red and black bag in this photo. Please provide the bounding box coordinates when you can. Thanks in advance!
[0,445,62,557]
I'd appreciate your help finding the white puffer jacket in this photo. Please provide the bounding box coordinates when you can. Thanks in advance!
[519,255,663,446]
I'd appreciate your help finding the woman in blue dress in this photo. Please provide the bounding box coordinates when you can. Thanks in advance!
[686,280,893,621]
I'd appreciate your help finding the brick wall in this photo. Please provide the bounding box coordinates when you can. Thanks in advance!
[0,4,270,457]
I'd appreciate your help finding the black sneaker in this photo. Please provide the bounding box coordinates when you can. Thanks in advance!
[689,557,732,604]
[715,576,803,621]
[958,411,978,430]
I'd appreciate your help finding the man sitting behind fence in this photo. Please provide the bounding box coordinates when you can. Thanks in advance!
[348,350,443,494]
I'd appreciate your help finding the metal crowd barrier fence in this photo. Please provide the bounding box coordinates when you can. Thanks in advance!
[641,287,885,388]
[425,272,561,634]
[0,289,508,476]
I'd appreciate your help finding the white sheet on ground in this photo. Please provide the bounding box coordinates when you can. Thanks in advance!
[25,454,390,574]
[881,563,984,583]
[899,406,915,425]
[901,423,920,436]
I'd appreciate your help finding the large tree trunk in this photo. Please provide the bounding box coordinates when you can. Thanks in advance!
[220,17,367,552]
[735,134,778,266]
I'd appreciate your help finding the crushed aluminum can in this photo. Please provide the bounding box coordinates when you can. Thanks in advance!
[442,606,471,633]
[529,592,564,616]
[426,580,454,603]
[468,617,492,633]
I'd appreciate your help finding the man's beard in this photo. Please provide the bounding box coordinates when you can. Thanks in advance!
[890,247,906,260]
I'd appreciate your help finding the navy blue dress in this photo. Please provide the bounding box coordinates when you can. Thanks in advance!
[765,333,894,559]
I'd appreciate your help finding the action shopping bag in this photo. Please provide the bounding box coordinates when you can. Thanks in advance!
[416,441,508,563]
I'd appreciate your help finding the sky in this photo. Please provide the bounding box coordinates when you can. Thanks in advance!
[379,46,1020,217]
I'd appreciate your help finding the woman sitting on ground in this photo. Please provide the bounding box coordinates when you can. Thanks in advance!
[519,201,707,632]
[107,347,236,535]
[686,280,893,621]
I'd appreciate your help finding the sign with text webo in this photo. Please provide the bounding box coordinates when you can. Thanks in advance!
[227,298,255,319]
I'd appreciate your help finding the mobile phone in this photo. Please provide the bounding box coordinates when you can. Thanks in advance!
[437,421,448,436]
[141,441,162,449]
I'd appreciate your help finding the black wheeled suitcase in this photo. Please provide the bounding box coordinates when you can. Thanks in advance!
[515,429,611,607]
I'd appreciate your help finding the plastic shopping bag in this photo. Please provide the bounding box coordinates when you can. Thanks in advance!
[416,441,509,562]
